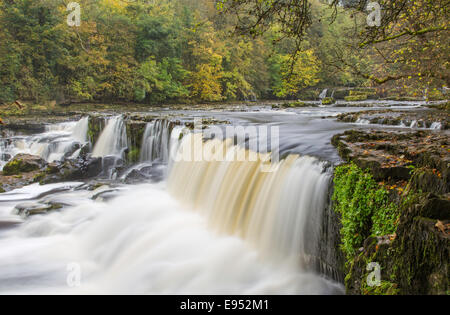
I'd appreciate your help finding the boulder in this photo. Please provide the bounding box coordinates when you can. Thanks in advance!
[2,154,46,176]
[13,201,63,217]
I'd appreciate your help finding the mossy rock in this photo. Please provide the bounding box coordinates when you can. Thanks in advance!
[333,90,350,100]
[0,186,5,193]
[345,94,368,102]
[322,97,335,105]
[127,147,141,163]
[2,154,46,176]
[299,90,320,100]
[281,101,307,108]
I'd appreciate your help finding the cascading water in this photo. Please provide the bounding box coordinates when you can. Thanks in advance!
[167,133,332,269]
[72,117,90,143]
[319,89,328,100]
[0,117,89,169]
[0,126,343,294]
[92,116,128,158]
[140,120,171,163]
[430,122,442,130]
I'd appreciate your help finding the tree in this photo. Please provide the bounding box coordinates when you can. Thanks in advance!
[218,0,449,88]
[271,50,321,98]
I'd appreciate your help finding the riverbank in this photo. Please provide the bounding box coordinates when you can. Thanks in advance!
[331,129,449,294]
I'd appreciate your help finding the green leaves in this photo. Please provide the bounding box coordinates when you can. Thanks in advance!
[136,57,189,103]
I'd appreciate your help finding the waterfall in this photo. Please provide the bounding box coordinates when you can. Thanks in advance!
[92,116,128,158]
[140,120,171,163]
[410,120,418,129]
[430,122,442,130]
[72,117,89,143]
[319,89,328,100]
[355,118,370,125]
[0,124,344,294]
[167,133,332,268]
[0,118,90,168]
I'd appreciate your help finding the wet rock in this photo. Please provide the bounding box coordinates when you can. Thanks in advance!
[85,157,102,178]
[332,130,449,183]
[333,129,450,295]
[37,156,103,185]
[336,108,449,130]
[90,185,120,201]
[13,201,63,217]
[123,169,149,184]
[321,97,335,105]
[2,154,46,176]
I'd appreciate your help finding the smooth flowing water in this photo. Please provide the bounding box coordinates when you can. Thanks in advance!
[0,101,443,294]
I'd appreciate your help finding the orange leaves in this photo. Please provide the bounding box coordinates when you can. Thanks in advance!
[435,220,449,235]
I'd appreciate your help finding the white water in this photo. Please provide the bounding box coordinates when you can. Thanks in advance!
[0,182,341,294]
[0,130,343,294]
[140,120,171,163]
[0,117,89,169]
[168,134,331,265]
[92,116,128,158]
[430,122,442,130]
[319,89,328,100]
[355,118,370,125]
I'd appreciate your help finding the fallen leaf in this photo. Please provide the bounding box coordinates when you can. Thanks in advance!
[435,220,446,234]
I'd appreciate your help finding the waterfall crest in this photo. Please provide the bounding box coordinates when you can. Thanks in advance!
[168,133,331,268]
[0,117,90,168]
[140,120,171,163]
[92,116,128,158]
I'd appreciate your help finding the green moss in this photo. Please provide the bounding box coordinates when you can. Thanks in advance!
[281,101,307,108]
[2,159,23,175]
[333,163,399,258]
[362,280,400,295]
[127,147,141,163]
[345,94,368,102]
[322,97,335,105]
[33,172,46,183]
[3,157,43,176]
[0,186,5,193]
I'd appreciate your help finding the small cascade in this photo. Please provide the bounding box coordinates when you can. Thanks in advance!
[92,116,128,158]
[430,122,442,130]
[319,89,328,100]
[355,118,370,125]
[0,130,14,170]
[140,120,172,163]
[72,116,89,143]
[168,133,332,270]
[0,117,90,169]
